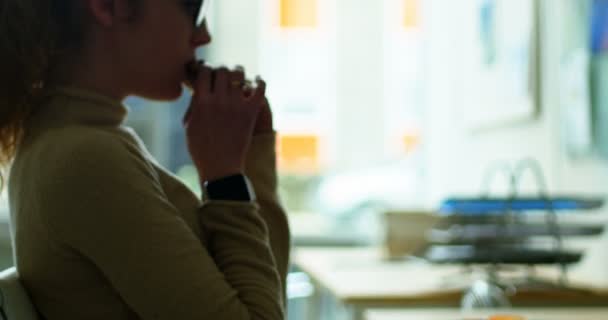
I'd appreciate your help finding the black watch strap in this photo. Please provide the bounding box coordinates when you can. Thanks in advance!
[203,174,256,202]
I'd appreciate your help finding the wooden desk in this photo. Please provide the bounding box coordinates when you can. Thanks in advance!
[364,308,608,320]
[292,247,608,320]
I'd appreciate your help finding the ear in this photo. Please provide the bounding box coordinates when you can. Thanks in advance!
[87,0,116,27]
[87,0,132,27]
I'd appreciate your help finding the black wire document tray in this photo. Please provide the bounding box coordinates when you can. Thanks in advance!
[428,224,605,244]
[424,245,583,265]
[439,197,605,215]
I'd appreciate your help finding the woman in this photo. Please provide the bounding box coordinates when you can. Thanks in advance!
[0,0,290,319]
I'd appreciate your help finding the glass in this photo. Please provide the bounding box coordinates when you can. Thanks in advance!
[181,0,211,29]
[195,0,211,29]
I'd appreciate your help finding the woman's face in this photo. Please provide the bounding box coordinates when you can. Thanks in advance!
[114,0,211,100]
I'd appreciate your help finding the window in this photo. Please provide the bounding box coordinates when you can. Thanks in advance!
[120,0,431,215]
[280,0,318,28]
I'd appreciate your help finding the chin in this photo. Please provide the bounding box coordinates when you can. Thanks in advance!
[139,84,184,101]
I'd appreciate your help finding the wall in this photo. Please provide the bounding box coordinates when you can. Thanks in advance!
[206,0,608,201]
[334,0,386,170]
[427,0,556,202]
[204,0,262,73]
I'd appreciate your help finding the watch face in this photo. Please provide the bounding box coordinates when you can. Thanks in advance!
[204,174,255,202]
[243,175,257,202]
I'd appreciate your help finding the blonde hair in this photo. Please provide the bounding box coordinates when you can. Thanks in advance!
[0,0,140,190]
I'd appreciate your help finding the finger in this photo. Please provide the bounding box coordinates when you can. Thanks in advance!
[214,67,230,97]
[242,79,255,97]
[195,64,213,94]
[228,65,246,94]
[187,66,214,127]
[184,97,204,127]
[185,60,205,87]
[185,62,209,126]
[248,76,267,103]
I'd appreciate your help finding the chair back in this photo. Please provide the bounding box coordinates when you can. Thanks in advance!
[0,268,39,320]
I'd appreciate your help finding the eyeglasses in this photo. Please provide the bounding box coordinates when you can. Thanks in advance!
[181,0,211,29]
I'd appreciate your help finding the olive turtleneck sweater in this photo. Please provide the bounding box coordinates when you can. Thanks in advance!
[8,87,291,320]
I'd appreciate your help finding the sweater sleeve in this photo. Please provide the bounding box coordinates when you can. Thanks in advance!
[244,133,291,306]
[41,132,284,320]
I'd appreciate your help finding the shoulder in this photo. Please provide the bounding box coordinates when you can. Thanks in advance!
[39,126,151,180]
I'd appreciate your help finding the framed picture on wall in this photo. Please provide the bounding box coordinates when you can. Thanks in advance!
[590,0,608,159]
[559,0,592,158]
[462,0,541,131]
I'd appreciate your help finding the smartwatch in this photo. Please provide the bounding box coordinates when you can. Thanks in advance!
[203,174,256,202]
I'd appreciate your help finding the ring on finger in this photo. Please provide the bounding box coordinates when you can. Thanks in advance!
[230,80,244,88]
[231,80,256,91]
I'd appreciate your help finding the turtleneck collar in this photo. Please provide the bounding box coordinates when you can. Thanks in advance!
[33,86,129,128]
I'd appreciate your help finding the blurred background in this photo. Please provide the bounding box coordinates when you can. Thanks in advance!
[5,0,608,319]
[107,0,608,252]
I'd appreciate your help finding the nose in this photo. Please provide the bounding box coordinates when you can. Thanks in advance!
[191,20,212,48]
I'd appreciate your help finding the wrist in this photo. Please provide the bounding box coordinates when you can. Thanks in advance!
[253,126,274,135]
[254,99,273,134]
[202,174,256,202]
[199,168,244,184]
